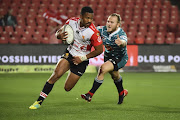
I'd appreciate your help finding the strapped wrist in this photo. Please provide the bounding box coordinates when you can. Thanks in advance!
[80,55,87,61]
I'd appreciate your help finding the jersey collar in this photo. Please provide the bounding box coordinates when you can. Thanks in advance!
[109,27,121,37]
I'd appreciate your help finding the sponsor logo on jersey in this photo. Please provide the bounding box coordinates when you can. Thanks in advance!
[97,36,102,43]
[97,33,100,36]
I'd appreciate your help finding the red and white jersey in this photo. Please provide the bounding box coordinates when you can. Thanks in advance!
[65,17,102,56]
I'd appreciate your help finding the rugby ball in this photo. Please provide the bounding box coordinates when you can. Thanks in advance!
[62,24,74,44]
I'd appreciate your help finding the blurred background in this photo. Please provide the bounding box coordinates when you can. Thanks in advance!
[0,0,180,73]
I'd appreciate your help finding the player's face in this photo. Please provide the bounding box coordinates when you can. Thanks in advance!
[106,16,120,33]
[80,12,93,28]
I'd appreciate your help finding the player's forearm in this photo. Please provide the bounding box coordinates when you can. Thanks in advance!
[86,44,103,59]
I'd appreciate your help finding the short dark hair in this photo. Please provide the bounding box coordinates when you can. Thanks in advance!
[81,6,93,16]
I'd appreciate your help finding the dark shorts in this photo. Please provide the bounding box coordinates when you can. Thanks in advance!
[61,49,89,76]
[104,52,128,71]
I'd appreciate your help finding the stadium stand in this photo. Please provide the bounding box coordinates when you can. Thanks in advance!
[0,0,179,44]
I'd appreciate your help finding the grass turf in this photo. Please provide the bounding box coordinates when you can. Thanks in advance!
[0,73,180,120]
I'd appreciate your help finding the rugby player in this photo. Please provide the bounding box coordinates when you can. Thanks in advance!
[29,6,103,109]
[81,13,128,104]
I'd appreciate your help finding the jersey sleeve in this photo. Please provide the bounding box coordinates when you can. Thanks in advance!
[90,31,103,47]
[65,19,70,24]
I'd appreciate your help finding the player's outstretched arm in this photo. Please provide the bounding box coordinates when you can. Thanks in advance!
[86,44,103,59]
[115,35,127,47]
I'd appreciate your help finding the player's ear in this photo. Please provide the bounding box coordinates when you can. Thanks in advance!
[117,22,121,28]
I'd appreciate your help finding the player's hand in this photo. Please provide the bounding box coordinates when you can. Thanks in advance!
[115,35,127,47]
[115,35,122,46]
[55,29,68,41]
[72,56,82,65]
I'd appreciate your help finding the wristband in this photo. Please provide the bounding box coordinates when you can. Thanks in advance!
[80,55,87,61]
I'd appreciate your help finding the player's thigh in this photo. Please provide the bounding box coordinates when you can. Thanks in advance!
[64,72,81,91]
[55,58,70,76]
[109,71,120,80]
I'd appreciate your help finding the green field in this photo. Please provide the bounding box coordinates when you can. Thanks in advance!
[0,73,180,120]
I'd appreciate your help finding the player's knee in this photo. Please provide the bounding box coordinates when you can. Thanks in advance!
[112,76,119,81]
[111,74,120,81]
[53,70,62,79]
[64,87,71,92]
[64,85,72,92]
[99,65,108,74]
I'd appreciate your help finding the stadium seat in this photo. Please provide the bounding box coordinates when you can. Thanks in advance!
[23,31,32,40]
[124,9,133,17]
[17,19,26,28]
[51,0,60,5]
[127,32,135,44]
[20,37,31,44]
[25,26,35,33]
[0,27,4,33]
[36,25,46,33]
[161,11,170,24]
[15,26,24,36]
[71,0,80,5]
[135,0,144,7]
[144,0,153,8]
[107,0,117,7]
[0,37,8,44]
[26,20,36,28]
[16,14,24,21]
[128,26,137,35]
[146,32,156,44]
[148,22,158,35]
[41,0,51,5]
[79,0,88,6]
[5,26,14,33]
[175,37,180,44]
[48,4,58,11]
[49,33,59,44]
[145,36,155,44]
[135,32,145,44]
[138,24,147,35]
[1,31,9,40]
[9,37,19,44]
[41,37,50,44]
[165,37,175,44]
[39,4,48,10]
[151,15,161,24]
[155,32,165,44]
[158,21,167,33]
[163,0,171,9]
[18,8,28,17]
[31,38,41,44]
[115,5,124,15]
[154,0,162,8]
[142,15,151,24]
[126,0,135,7]
[133,15,141,24]
[165,32,175,44]
[168,21,177,32]
[170,15,179,24]
[133,9,142,16]
[121,22,128,33]
[123,15,132,24]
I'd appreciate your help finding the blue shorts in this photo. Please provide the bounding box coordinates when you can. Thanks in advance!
[104,52,128,71]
